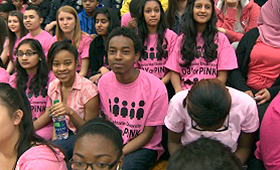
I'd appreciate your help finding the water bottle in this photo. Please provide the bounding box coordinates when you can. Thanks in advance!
[52,99,69,140]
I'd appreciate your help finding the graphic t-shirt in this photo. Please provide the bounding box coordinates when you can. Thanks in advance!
[98,70,168,157]
[135,29,177,79]
[21,30,53,58]
[165,87,259,152]
[9,72,56,140]
[165,32,238,89]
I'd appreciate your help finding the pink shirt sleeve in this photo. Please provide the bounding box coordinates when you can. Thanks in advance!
[79,34,92,59]
[255,92,280,170]
[216,32,238,70]
[0,68,10,83]
[121,12,132,27]
[164,35,183,73]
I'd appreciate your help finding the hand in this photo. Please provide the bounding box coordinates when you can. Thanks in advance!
[50,102,74,117]
[245,90,254,99]
[128,18,137,29]
[90,34,98,39]
[89,73,102,84]
[217,27,226,34]
[226,0,239,8]
[255,89,271,105]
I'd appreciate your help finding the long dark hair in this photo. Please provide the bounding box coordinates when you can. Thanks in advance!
[8,10,28,63]
[15,39,48,98]
[0,17,7,55]
[0,83,59,169]
[180,0,218,67]
[137,0,168,60]
[165,0,179,31]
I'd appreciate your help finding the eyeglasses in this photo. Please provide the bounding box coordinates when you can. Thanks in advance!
[16,51,37,57]
[191,115,230,132]
[82,0,96,2]
[69,158,119,170]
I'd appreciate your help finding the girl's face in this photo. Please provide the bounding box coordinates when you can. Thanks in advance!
[58,11,76,34]
[72,135,122,170]
[95,13,109,37]
[52,50,76,85]
[193,0,212,25]
[8,16,20,33]
[17,43,40,74]
[24,10,42,31]
[0,103,17,146]
[144,1,161,28]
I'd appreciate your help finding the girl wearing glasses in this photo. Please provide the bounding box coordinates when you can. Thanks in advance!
[71,118,123,170]
[0,83,67,170]
[0,10,27,73]
[52,6,93,77]
[165,79,259,165]
[9,38,55,141]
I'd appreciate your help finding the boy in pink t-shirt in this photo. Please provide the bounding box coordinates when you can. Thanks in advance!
[165,79,259,165]
[98,27,168,170]
[22,6,53,57]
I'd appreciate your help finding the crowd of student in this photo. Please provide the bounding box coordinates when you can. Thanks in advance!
[0,0,279,169]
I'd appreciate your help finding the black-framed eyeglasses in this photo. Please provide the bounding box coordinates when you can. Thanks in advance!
[191,115,230,132]
[69,157,119,170]
[16,51,37,57]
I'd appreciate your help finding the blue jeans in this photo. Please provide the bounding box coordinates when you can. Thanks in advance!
[52,131,75,160]
[122,148,158,170]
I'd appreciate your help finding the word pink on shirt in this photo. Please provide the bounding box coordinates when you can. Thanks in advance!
[21,30,53,58]
[165,32,238,89]
[165,87,259,152]
[135,29,177,79]
[9,72,56,140]
[98,70,168,158]
[51,34,92,73]
[47,72,98,133]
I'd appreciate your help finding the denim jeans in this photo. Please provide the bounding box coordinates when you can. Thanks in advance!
[52,131,75,160]
[122,148,158,170]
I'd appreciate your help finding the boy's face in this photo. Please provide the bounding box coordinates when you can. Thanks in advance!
[108,35,139,76]
[82,0,99,14]
[24,9,42,31]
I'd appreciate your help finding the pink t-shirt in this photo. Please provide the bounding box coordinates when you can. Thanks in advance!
[47,72,98,133]
[98,70,168,158]
[9,72,56,140]
[121,12,133,27]
[165,87,259,152]
[0,67,10,83]
[19,4,28,14]
[51,34,92,72]
[6,38,20,63]
[15,145,67,170]
[247,40,280,91]
[21,30,53,58]
[255,92,280,170]
[165,32,238,89]
[135,29,177,79]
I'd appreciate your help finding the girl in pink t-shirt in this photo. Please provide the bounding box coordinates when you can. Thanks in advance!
[9,38,54,140]
[0,83,67,170]
[136,0,177,84]
[0,10,27,73]
[165,79,259,165]
[53,6,93,77]
[165,0,237,92]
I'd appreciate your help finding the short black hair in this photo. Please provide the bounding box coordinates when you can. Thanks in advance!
[167,137,243,170]
[106,27,142,54]
[25,5,42,18]
[47,39,78,70]
[76,118,123,157]
[0,2,16,12]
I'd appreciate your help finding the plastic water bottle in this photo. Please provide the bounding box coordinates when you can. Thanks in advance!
[52,99,69,140]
